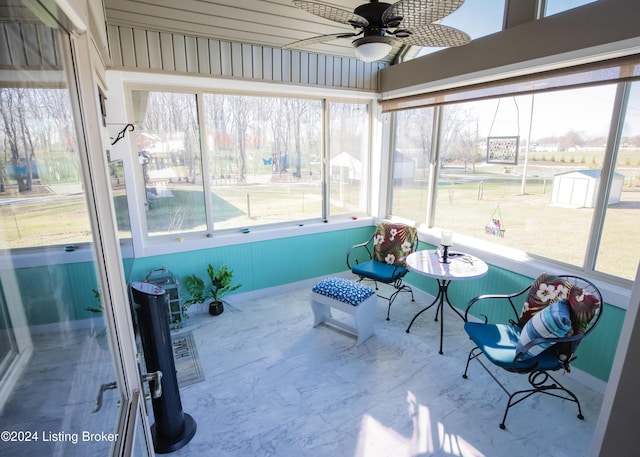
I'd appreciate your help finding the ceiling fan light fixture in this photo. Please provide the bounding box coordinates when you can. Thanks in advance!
[353,36,393,62]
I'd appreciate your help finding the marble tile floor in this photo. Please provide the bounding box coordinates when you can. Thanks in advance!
[0,328,120,457]
[170,278,604,457]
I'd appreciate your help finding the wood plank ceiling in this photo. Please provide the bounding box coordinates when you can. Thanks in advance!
[103,0,406,63]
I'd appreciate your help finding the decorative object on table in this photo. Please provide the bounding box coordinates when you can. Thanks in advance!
[144,267,185,330]
[485,205,506,237]
[347,222,419,320]
[184,264,241,316]
[461,274,603,429]
[310,277,377,346]
[440,230,453,263]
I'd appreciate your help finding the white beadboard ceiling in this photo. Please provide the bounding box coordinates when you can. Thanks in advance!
[103,0,408,62]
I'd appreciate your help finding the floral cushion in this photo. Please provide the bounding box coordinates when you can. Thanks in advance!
[372,223,417,266]
[517,274,571,327]
[567,286,602,335]
[312,277,375,306]
[553,286,602,365]
[516,299,572,360]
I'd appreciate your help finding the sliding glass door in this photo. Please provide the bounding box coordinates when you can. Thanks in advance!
[0,2,151,456]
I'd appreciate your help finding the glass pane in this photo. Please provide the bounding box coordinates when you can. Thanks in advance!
[414,0,505,58]
[0,87,91,248]
[545,0,598,16]
[390,107,435,223]
[0,8,121,456]
[110,159,132,239]
[203,94,322,229]
[596,83,640,280]
[134,91,206,236]
[329,102,369,216]
[434,85,616,267]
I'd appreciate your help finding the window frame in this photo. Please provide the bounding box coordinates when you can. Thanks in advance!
[114,76,377,256]
[386,80,636,288]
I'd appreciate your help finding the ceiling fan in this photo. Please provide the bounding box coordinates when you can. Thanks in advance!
[284,0,471,62]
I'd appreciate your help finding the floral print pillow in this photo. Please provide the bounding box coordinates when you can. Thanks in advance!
[517,273,571,328]
[553,286,602,369]
[567,286,601,335]
[372,223,418,266]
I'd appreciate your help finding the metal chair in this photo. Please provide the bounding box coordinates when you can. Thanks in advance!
[462,274,603,429]
[346,222,418,320]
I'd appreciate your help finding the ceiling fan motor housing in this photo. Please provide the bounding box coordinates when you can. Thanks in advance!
[353,1,396,29]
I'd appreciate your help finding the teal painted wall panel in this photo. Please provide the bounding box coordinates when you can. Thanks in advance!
[11,226,621,381]
[576,304,624,381]
[12,262,100,326]
[127,226,375,296]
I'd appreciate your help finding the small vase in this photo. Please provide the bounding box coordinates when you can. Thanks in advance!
[209,301,224,316]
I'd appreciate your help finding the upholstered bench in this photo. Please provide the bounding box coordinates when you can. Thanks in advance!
[310,277,377,345]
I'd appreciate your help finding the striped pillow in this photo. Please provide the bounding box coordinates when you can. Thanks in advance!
[516,299,572,360]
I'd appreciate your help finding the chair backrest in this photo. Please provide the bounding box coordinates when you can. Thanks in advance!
[518,274,603,367]
[372,223,418,266]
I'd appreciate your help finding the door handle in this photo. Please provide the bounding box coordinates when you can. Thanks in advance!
[93,381,117,413]
[142,370,163,399]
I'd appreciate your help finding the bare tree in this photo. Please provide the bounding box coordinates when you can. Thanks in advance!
[0,88,36,191]
[440,105,480,172]
[228,95,250,181]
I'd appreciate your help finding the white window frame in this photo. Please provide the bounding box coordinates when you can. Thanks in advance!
[105,71,379,257]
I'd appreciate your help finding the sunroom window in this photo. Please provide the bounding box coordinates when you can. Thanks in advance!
[389,107,435,223]
[202,94,323,230]
[433,85,618,269]
[544,0,598,17]
[595,81,640,279]
[135,91,206,237]
[129,89,370,240]
[0,87,91,249]
[328,102,369,217]
[385,58,640,282]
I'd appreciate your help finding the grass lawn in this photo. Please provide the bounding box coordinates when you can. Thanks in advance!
[2,161,638,280]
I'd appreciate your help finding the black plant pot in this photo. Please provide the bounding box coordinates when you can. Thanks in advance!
[209,301,224,316]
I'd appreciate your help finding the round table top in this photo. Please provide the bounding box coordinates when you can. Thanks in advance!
[406,250,488,281]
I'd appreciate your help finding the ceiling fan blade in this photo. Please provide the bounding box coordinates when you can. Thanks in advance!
[292,1,369,28]
[397,23,470,47]
[382,0,465,28]
[283,32,359,49]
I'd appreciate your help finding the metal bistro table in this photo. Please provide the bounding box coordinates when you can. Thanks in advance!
[405,249,488,354]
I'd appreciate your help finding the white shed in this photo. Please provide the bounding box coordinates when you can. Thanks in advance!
[331,151,362,182]
[551,169,624,208]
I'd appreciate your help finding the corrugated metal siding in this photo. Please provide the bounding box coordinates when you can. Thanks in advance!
[107,25,384,91]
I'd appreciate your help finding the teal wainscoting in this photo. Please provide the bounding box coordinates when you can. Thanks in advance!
[11,227,622,382]
[404,242,622,382]
[127,226,376,294]
[13,261,101,326]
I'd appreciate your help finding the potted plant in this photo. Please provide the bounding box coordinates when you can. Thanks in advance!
[184,264,241,315]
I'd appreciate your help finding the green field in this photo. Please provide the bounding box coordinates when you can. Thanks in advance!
[2,154,639,280]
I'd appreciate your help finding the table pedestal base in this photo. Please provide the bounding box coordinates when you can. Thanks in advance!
[405,279,465,354]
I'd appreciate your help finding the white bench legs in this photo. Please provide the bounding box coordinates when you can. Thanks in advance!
[310,291,377,345]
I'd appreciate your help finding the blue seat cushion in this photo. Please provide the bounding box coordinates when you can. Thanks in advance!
[464,322,563,372]
[351,260,407,283]
[312,277,375,306]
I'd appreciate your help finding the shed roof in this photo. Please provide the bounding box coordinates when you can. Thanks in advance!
[555,169,624,179]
